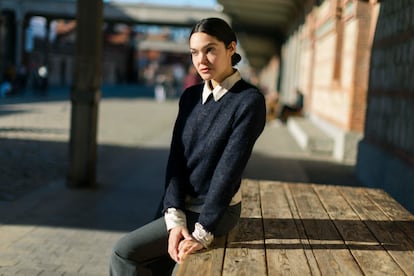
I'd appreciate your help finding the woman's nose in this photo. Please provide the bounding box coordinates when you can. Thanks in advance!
[198,53,208,64]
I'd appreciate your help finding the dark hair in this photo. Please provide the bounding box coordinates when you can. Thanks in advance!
[190,17,242,66]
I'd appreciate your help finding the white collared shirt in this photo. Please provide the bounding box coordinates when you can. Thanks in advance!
[202,70,241,104]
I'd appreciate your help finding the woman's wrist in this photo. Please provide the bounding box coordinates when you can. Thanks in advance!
[191,222,214,248]
[164,208,187,231]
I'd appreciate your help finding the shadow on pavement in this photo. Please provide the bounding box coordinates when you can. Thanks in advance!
[0,84,160,106]
[246,152,360,187]
[0,106,34,117]
[0,137,360,232]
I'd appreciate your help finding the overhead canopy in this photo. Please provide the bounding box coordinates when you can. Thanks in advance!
[218,0,306,69]
[3,0,305,70]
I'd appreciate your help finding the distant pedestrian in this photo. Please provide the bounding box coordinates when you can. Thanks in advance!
[0,81,12,97]
[278,88,304,123]
[109,17,266,275]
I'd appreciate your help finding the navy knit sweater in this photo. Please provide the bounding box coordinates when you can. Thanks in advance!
[163,79,266,233]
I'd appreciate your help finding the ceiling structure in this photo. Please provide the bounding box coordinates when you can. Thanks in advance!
[2,0,309,71]
[218,0,308,69]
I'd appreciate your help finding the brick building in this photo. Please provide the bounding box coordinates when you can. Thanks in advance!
[274,0,413,212]
[0,0,225,87]
[278,0,379,163]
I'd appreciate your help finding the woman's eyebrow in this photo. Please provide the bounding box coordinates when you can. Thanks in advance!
[190,42,218,51]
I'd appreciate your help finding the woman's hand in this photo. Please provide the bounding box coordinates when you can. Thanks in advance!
[168,226,191,263]
[177,239,203,262]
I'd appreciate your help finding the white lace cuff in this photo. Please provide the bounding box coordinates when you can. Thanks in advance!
[192,222,214,248]
[164,208,186,231]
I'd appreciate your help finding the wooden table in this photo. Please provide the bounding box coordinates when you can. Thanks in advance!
[176,180,414,275]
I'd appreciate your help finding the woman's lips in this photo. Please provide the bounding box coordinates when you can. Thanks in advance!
[199,68,210,74]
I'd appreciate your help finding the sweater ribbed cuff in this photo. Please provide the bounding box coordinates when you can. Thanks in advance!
[192,222,214,248]
[164,208,186,231]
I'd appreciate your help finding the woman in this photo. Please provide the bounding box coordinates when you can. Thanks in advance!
[110,17,266,275]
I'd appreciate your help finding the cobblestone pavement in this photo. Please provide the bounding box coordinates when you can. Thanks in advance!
[0,87,359,275]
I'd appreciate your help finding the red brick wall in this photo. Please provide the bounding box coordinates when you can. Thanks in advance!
[344,0,378,132]
[279,0,378,133]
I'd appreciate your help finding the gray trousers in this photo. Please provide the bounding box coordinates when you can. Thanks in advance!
[109,203,241,276]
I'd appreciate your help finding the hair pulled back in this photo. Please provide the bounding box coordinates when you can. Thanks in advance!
[190,17,242,66]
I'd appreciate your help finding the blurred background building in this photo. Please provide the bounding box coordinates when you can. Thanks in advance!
[0,0,228,97]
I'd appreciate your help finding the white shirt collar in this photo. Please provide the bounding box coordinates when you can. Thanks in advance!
[202,70,241,104]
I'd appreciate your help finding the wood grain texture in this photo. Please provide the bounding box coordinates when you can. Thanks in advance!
[288,183,363,275]
[260,181,313,275]
[340,186,414,274]
[176,180,414,275]
[222,180,267,276]
[314,184,404,275]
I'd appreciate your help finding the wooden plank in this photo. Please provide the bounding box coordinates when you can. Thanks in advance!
[177,181,414,276]
[288,183,363,275]
[283,182,321,275]
[222,179,267,276]
[340,186,414,274]
[175,235,226,276]
[260,181,313,275]
[314,184,404,275]
[364,188,414,242]
[363,188,414,220]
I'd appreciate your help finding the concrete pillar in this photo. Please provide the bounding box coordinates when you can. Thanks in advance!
[68,0,103,188]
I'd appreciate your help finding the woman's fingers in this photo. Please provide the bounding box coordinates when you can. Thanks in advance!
[177,239,203,263]
[168,227,204,263]
[168,227,186,262]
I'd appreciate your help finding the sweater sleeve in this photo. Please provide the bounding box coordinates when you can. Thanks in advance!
[162,93,190,212]
[198,91,266,232]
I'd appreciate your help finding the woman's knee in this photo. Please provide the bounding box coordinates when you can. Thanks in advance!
[111,219,169,262]
[112,233,136,259]
[109,244,140,276]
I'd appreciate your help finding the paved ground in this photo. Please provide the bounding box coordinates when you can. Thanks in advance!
[0,86,360,275]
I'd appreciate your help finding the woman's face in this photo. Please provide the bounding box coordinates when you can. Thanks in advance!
[189,32,235,83]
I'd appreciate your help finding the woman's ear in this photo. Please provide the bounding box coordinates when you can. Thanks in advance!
[228,41,236,55]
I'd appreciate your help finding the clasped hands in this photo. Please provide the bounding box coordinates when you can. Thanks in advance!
[168,226,204,263]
